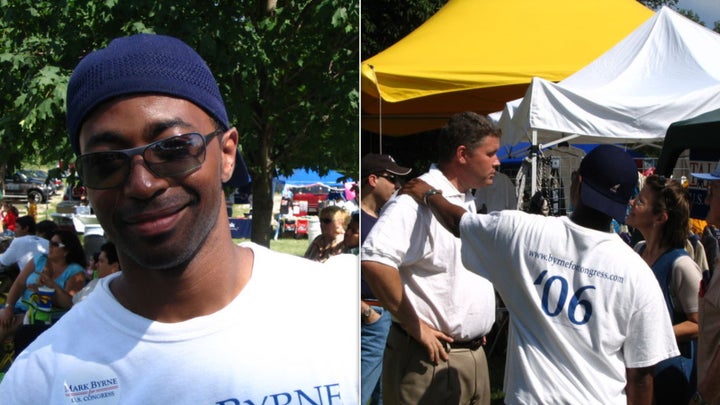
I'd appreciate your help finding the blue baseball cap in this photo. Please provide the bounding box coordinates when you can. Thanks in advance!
[691,159,720,181]
[578,145,638,223]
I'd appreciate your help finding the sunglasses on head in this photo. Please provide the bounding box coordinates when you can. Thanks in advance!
[49,241,65,248]
[76,130,222,190]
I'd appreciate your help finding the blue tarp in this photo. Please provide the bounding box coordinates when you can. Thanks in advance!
[499,142,645,165]
[276,169,347,186]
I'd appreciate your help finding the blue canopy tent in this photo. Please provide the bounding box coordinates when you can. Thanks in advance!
[276,169,347,186]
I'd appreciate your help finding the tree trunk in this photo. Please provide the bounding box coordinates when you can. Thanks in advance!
[250,125,275,248]
[251,170,273,248]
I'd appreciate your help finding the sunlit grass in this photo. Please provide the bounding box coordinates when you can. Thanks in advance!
[233,237,309,257]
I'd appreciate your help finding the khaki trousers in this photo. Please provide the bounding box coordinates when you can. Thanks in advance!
[383,323,491,405]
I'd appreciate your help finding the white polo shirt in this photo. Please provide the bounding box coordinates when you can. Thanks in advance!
[361,165,495,340]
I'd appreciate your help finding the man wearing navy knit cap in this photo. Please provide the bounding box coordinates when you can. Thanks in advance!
[0,34,357,403]
[401,145,679,404]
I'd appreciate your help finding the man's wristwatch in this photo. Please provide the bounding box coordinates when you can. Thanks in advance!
[423,189,441,206]
[692,391,710,405]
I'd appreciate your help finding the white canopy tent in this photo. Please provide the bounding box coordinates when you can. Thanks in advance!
[494,7,720,195]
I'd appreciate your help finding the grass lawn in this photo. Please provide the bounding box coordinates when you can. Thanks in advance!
[26,194,310,257]
[233,237,310,257]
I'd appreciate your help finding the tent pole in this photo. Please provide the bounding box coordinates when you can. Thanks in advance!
[531,129,538,198]
[369,64,383,154]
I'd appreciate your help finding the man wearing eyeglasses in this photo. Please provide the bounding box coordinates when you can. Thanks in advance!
[0,34,357,403]
[361,112,498,405]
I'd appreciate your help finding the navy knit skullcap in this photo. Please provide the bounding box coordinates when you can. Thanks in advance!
[66,34,250,187]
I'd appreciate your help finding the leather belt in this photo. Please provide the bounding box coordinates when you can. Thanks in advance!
[447,338,484,351]
[362,299,382,308]
[391,322,484,351]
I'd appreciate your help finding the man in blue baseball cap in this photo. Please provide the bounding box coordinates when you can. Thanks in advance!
[0,34,357,403]
[401,145,679,404]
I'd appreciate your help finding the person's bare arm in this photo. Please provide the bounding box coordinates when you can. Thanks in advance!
[400,178,468,237]
[625,366,653,405]
[673,312,698,342]
[361,260,453,363]
[39,271,86,309]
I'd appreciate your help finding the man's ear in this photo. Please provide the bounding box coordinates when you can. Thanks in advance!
[455,145,469,164]
[220,128,239,183]
[367,174,379,188]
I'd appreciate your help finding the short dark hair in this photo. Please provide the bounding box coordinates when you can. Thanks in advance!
[36,220,59,240]
[16,216,36,234]
[437,112,500,164]
[100,241,119,265]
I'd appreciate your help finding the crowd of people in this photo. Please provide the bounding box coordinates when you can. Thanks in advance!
[0,217,123,366]
[2,31,720,405]
[360,112,720,405]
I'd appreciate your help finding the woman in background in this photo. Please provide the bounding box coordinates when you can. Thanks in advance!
[626,174,701,405]
[0,230,86,342]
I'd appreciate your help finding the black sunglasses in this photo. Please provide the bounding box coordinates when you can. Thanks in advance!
[375,173,398,183]
[76,130,222,189]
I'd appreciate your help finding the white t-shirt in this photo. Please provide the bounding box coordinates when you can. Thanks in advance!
[0,243,359,404]
[0,234,48,270]
[361,165,495,340]
[459,211,679,404]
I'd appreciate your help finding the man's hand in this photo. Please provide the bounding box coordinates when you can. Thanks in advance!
[400,178,434,205]
[404,319,454,364]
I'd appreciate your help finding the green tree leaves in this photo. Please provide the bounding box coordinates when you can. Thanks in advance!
[1,0,358,246]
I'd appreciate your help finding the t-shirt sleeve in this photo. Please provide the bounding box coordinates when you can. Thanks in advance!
[361,195,421,269]
[624,271,681,368]
[671,255,702,314]
[0,241,19,266]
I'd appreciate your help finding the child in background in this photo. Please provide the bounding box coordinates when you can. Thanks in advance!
[1,201,19,236]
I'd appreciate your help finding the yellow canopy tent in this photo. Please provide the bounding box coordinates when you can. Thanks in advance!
[362,0,653,135]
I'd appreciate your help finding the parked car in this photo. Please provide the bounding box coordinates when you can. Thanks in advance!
[2,172,51,203]
[288,183,331,215]
[20,169,60,195]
